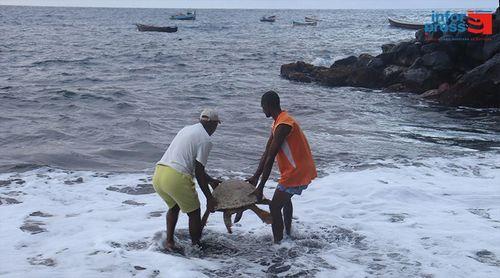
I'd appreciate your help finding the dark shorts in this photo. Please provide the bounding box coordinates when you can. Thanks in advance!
[277,184,308,196]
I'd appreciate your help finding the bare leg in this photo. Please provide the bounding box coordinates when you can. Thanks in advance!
[283,199,293,236]
[187,208,202,246]
[166,205,180,250]
[270,189,292,244]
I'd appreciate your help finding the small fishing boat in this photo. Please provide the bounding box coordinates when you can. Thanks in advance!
[388,17,424,30]
[170,10,196,20]
[260,15,276,22]
[293,20,317,26]
[136,24,178,33]
[305,16,319,22]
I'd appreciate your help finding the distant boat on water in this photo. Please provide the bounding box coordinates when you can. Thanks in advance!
[170,10,196,20]
[136,24,178,33]
[260,15,276,22]
[293,20,317,26]
[388,17,424,30]
[305,16,319,22]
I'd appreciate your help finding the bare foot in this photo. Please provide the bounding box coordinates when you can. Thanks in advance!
[165,241,175,250]
[192,240,202,247]
[165,241,183,253]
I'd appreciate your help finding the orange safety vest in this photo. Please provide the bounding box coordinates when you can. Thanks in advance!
[272,111,317,187]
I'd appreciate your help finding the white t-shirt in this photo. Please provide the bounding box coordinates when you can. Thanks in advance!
[157,123,212,177]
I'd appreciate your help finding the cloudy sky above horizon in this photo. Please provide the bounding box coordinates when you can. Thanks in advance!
[0,0,498,9]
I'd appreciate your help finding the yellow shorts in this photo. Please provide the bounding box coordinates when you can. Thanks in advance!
[152,164,200,213]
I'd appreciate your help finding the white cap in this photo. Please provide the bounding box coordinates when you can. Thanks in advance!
[200,108,221,123]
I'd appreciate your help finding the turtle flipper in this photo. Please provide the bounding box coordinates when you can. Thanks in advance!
[249,205,272,224]
[234,211,244,223]
[223,211,233,233]
[257,198,271,205]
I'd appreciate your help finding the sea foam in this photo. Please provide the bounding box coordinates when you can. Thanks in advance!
[1,153,499,277]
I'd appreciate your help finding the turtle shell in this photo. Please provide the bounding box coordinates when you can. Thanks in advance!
[212,180,258,210]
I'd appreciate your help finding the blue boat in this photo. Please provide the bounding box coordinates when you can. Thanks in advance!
[170,11,196,20]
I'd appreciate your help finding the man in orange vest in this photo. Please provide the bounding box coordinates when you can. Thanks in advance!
[248,91,317,244]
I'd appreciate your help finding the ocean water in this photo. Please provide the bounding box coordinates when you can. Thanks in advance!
[1,6,500,277]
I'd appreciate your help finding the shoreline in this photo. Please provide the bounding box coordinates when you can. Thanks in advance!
[280,11,500,108]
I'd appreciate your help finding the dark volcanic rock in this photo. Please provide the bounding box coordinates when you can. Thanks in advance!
[357,54,374,67]
[421,51,453,71]
[383,83,407,92]
[0,197,21,205]
[376,52,394,65]
[391,42,421,67]
[287,72,312,83]
[280,61,315,78]
[106,183,155,195]
[122,200,146,206]
[315,67,351,86]
[409,57,424,69]
[421,43,441,54]
[438,53,500,107]
[415,29,426,43]
[382,65,407,84]
[280,26,500,108]
[64,177,83,185]
[483,34,500,60]
[349,67,384,88]
[402,68,439,92]
[148,210,165,218]
[331,55,358,67]
[367,57,385,69]
[381,43,395,53]
[20,221,47,234]
[280,61,320,83]
[29,211,53,217]
[420,83,450,99]
[465,41,486,68]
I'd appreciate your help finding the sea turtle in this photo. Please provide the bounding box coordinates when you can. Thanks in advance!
[201,179,272,233]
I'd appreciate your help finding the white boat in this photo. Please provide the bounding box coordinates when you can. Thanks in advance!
[170,10,196,20]
[388,17,424,30]
[305,16,319,22]
[293,20,317,26]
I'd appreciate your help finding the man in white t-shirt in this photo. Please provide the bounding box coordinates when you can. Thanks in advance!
[152,109,221,251]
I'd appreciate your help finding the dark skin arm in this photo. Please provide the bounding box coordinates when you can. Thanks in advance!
[251,124,292,201]
[247,133,273,186]
[205,172,222,189]
[195,161,217,212]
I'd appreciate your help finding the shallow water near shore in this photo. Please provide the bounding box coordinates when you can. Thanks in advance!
[1,154,500,277]
[1,6,500,277]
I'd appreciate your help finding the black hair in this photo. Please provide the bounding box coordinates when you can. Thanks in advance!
[261,90,280,109]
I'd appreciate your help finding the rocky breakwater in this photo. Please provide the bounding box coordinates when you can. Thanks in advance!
[280,14,500,108]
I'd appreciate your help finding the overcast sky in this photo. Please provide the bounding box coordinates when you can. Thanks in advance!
[0,0,498,9]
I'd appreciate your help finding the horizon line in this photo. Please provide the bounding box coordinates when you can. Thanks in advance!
[0,4,496,11]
